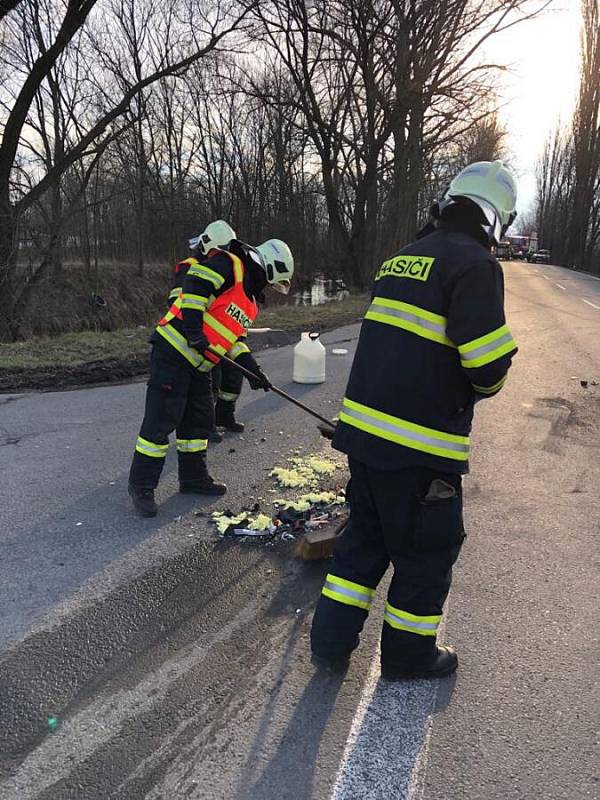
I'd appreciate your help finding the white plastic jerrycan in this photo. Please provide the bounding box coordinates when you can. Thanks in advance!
[293,331,326,384]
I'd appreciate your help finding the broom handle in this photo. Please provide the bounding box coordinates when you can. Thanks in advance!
[211,350,336,430]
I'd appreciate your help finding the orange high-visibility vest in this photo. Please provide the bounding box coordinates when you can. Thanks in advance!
[158,251,258,365]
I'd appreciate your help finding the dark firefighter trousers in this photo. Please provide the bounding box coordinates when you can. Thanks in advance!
[212,360,244,405]
[311,458,466,668]
[129,343,216,489]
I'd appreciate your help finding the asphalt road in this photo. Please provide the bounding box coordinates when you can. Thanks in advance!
[1,262,599,799]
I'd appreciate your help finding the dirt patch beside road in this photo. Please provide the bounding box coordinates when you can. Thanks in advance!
[0,295,368,392]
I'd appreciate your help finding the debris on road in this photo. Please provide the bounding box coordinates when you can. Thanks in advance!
[270,455,340,488]
[210,454,347,546]
[212,492,346,543]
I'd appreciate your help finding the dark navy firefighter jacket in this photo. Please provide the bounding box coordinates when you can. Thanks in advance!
[333,222,518,474]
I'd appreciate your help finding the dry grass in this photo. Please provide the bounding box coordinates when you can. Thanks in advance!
[0,294,368,372]
[0,327,152,369]
[259,294,369,331]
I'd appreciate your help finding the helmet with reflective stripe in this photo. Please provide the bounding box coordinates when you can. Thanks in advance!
[254,239,294,294]
[443,161,517,245]
[189,220,236,255]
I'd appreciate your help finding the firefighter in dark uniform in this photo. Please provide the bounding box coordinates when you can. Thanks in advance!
[128,232,294,517]
[166,222,249,438]
[311,161,519,680]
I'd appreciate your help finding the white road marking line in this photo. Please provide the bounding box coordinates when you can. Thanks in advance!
[331,617,449,800]
[542,275,550,280]
[556,283,567,290]
[582,299,600,310]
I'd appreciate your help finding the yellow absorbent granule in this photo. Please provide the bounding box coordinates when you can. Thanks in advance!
[270,455,340,488]
[247,514,273,531]
[212,511,248,534]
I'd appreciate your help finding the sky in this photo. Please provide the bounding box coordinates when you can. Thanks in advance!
[485,1,582,215]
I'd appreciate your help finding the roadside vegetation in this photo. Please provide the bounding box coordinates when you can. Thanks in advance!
[2,1,577,345]
[0,293,369,391]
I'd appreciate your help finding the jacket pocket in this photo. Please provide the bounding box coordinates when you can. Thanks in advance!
[413,479,466,555]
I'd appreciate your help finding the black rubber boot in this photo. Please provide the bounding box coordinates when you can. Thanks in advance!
[311,636,360,674]
[208,429,223,444]
[128,484,158,517]
[381,645,458,681]
[311,652,351,674]
[215,399,244,433]
[179,453,227,496]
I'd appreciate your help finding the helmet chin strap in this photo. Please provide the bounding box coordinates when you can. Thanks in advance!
[436,195,509,245]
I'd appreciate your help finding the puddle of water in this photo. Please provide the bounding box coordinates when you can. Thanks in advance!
[292,277,348,306]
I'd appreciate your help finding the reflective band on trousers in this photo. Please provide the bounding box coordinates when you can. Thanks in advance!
[155,323,212,371]
[176,438,208,453]
[218,390,239,402]
[459,324,517,368]
[473,374,507,395]
[339,397,469,461]
[384,602,441,637]
[365,297,454,347]
[322,573,375,611]
[135,436,169,458]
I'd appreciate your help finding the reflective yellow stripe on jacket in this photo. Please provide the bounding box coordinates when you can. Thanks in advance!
[180,293,209,312]
[473,375,508,395]
[365,296,455,347]
[204,311,239,346]
[228,340,251,360]
[155,323,213,371]
[339,397,469,461]
[187,263,225,290]
[458,324,516,368]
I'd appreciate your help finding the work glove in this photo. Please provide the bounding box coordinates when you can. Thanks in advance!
[236,352,271,391]
[318,422,337,440]
[187,331,210,354]
[247,366,271,391]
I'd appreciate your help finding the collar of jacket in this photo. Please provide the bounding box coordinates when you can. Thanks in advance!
[434,219,491,250]
[228,239,268,300]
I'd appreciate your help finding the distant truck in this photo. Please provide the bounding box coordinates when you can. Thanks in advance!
[506,235,530,260]
[496,241,512,260]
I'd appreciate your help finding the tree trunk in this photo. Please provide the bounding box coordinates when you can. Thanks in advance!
[0,193,19,341]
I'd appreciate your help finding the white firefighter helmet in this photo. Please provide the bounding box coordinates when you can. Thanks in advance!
[189,219,236,255]
[444,160,517,244]
[254,238,294,294]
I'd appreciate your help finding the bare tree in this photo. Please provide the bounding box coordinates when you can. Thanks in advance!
[535,0,600,273]
[567,0,600,270]
[0,0,24,23]
[0,0,256,340]
[254,0,552,287]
